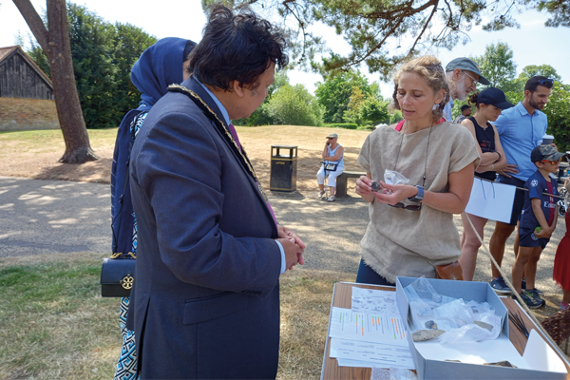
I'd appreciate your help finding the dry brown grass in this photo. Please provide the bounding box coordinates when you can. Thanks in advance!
[0,126,370,196]
[277,269,355,379]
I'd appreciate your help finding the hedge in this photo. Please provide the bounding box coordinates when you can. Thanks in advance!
[326,123,358,130]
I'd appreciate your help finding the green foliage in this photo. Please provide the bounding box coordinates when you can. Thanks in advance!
[67,4,119,129]
[315,70,374,123]
[234,70,290,126]
[27,4,156,129]
[505,83,570,152]
[326,123,358,129]
[111,23,158,118]
[509,64,562,92]
[472,42,517,92]
[543,83,570,152]
[536,0,570,27]
[202,0,568,79]
[267,84,324,126]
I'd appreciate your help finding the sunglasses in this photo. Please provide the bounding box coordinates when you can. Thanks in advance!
[542,159,560,165]
[538,78,554,86]
[389,202,422,211]
[327,137,335,140]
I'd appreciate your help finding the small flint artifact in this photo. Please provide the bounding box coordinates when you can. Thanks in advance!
[371,181,381,192]
[474,321,493,332]
[425,320,438,330]
[484,361,517,368]
[412,329,445,342]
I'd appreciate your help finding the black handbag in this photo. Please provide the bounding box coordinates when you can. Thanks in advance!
[100,258,136,297]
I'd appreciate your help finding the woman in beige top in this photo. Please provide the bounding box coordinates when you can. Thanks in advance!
[354,56,480,286]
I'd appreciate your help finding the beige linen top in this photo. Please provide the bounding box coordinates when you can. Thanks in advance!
[357,121,480,283]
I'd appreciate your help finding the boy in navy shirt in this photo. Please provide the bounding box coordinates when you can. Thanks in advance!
[512,145,564,308]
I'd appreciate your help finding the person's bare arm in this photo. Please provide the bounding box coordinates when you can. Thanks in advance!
[327,146,344,162]
[532,198,553,238]
[322,144,328,160]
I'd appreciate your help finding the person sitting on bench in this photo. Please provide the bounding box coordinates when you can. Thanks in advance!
[317,133,344,202]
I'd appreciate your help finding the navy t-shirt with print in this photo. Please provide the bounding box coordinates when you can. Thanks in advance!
[519,170,558,232]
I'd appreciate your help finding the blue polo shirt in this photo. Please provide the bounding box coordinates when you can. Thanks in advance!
[520,170,558,232]
[494,102,548,182]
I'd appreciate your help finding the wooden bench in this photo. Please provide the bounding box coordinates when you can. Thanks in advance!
[335,170,365,198]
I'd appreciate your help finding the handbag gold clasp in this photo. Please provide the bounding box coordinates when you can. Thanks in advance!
[120,274,134,290]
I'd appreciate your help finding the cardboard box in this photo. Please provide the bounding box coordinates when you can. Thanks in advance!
[396,276,567,380]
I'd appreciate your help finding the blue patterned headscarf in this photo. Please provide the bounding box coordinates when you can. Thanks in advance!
[131,37,196,111]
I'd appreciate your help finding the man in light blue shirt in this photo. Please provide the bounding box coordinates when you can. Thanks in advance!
[488,76,554,294]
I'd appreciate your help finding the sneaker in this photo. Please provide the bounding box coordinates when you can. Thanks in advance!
[490,277,512,294]
[526,288,545,305]
[318,190,325,198]
[519,291,545,309]
[560,302,569,310]
[327,195,335,202]
[522,279,543,294]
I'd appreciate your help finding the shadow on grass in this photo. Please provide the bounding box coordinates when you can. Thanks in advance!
[33,157,113,184]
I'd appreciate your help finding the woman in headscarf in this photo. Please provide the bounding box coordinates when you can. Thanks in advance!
[110,37,196,380]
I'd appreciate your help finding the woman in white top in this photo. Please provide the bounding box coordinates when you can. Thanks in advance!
[317,133,344,201]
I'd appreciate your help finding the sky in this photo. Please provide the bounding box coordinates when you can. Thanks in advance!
[1,0,569,98]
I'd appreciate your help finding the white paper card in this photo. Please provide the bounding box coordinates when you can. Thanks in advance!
[523,330,567,373]
[330,307,408,347]
[465,177,516,223]
[351,287,400,316]
[330,337,415,369]
[414,337,529,368]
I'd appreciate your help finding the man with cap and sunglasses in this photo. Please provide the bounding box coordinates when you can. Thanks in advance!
[488,76,554,295]
[443,57,491,121]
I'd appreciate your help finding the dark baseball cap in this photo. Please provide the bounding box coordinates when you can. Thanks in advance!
[477,87,514,110]
[530,145,566,163]
[445,57,491,85]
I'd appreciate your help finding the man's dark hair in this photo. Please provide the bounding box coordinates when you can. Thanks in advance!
[525,75,554,93]
[189,5,289,91]
[460,104,471,112]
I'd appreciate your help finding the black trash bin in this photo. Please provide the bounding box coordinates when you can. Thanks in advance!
[270,145,297,192]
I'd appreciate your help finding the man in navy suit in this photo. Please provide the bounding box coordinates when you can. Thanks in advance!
[128,5,305,379]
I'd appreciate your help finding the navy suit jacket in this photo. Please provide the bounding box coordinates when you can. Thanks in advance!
[128,77,282,379]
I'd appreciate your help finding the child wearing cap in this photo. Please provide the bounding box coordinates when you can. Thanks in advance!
[512,145,563,308]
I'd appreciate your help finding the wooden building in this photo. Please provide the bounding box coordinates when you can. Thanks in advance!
[0,45,58,131]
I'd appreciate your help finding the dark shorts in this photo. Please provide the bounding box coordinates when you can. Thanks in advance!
[519,227,549,250]
[497,175,526,226]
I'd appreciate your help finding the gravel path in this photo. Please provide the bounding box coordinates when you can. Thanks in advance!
[0,175,564,299]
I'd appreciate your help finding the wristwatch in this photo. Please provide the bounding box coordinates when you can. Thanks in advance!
[408,185,424,202]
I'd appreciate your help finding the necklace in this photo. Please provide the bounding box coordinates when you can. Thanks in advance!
[393,123,433,188]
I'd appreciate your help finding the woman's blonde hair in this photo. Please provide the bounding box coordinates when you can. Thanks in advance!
[391,55,450,122]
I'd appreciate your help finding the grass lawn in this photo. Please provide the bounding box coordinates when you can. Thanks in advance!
[0,253,353,380]
[0,126,371,193]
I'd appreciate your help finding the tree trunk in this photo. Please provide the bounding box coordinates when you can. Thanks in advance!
[13,0,98,163]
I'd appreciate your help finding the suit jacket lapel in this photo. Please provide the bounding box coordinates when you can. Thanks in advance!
[177,77,278,237]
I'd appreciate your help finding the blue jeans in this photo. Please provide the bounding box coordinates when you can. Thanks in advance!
[355,258,395,286]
